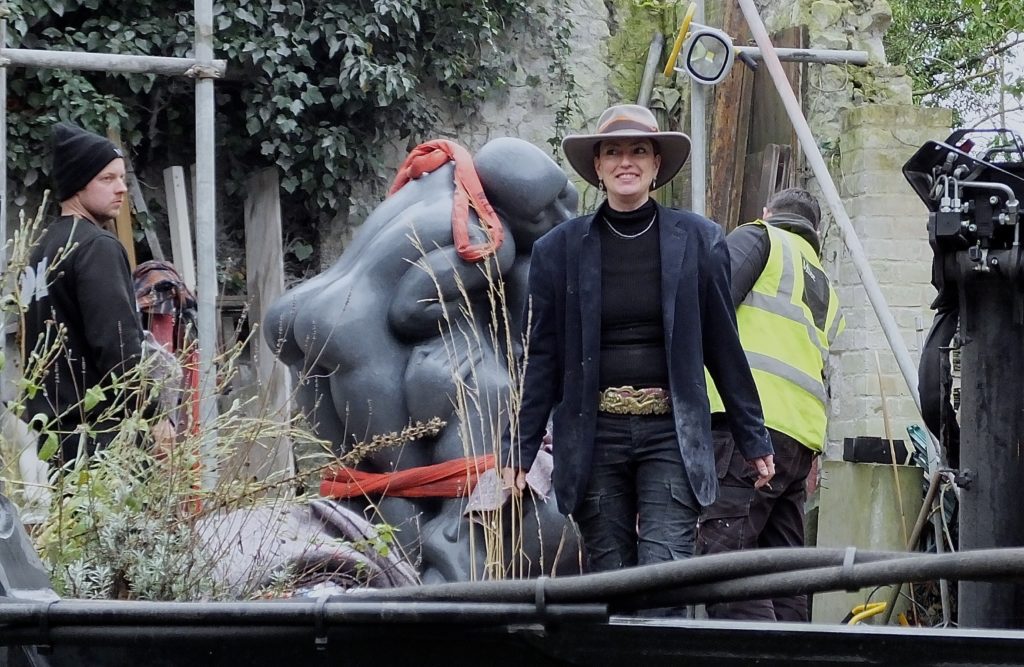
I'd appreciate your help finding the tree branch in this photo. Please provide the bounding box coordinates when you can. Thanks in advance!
[914,67,999,98]
[959,36,1024,71]
[970,104,1024,129]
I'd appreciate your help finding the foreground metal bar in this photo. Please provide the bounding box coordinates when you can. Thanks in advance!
[4,615,1024,666]
[0,48,226,77]
[736,0,925,417]
[0,600,607,631]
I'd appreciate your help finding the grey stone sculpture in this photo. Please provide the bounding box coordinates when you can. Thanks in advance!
[264,137,579,583]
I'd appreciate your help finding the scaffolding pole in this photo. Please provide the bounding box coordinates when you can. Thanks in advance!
[0,48,226,77]
[690,0,707,216]
[194,0,219,488]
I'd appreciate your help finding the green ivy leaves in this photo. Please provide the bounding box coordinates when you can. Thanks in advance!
[6,0,535,231]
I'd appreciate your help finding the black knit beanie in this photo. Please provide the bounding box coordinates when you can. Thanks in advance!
[51,122,123,201]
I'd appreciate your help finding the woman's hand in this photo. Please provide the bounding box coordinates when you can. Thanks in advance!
[749,454,775,490]
[501,466,527,493]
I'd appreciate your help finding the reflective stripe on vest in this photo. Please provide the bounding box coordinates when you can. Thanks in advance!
[708,221,844,451]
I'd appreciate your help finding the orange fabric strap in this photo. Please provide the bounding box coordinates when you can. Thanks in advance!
[388,139,504,262]
[321,454,496,499]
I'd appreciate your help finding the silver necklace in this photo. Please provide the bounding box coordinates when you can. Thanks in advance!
[604,213,656,240]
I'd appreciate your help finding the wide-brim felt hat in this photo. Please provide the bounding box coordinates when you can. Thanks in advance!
[561,104,691,189]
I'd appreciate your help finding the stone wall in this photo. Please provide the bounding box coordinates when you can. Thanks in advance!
[824,104,951,455]
[449,0,612,157]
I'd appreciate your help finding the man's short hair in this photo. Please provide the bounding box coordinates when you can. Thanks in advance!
[766,187,820,230]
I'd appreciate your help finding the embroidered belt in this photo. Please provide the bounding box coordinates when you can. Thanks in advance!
[598,386,671,416]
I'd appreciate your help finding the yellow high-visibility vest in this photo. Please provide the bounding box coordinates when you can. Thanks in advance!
[708,220,844,451]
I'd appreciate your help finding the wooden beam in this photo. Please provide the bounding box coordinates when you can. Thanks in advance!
[108,131,166,262]
[105,129,136,269]
[126,169,165,262]
[746,26,805,181]
[243,167,293,481]
[163,166,196,291]
[739,144,792,225]
[0,48,227,77]
[735,26,805,226]
[708,0,754,231]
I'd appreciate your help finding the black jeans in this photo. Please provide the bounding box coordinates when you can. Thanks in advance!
[697,427,814,622]
[573,412,700,572]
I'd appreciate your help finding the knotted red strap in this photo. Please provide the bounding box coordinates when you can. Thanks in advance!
[321,454,496,499]
[389,139,504,262]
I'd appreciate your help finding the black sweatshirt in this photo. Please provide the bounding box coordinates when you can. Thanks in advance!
[21,215,144,433]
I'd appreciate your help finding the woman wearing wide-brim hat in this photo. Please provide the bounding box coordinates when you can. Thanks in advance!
[501,104,775,579]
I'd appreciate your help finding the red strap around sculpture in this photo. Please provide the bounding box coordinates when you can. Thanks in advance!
[388,139,504,262]
[320,454,496,499]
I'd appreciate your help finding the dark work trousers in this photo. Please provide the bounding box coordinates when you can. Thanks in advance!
[572,412,700,572]
[697,426,814,622]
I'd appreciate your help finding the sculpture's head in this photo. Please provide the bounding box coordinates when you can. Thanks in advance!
[475,137,578,250]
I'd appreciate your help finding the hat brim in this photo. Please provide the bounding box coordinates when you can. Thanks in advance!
[562,130,691,189]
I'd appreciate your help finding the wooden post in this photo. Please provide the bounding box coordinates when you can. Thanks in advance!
[163,166,196,291]
[243,167,292,481]
[106,129,137,269]
[107,129,166,262]
[707,1,754,231]
[745,26,805,181]
[739,144,792,225]
[125,162,165,262]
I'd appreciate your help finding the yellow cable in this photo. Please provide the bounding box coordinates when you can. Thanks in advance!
[848,602,887,625]
[662,2,698,77]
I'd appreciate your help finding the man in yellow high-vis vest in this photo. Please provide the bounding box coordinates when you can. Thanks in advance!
[697,188,844,622]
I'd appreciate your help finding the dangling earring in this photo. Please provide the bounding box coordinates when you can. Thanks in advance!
[598,179,606,192]
[650,177,657,191]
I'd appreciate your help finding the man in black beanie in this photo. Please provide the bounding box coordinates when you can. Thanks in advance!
[20,121,147,462]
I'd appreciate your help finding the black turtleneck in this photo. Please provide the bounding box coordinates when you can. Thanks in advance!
[597,199,668,389]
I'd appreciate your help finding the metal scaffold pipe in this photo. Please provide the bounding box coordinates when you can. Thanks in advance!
[194,0,219,488]
[0,48,227,77]
[734,46,869,66]
[690,0,707,216]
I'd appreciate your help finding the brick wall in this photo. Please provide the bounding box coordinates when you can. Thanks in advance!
[821,104,952,456]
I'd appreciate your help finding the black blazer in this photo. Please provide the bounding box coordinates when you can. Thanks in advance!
[503,203,773,515]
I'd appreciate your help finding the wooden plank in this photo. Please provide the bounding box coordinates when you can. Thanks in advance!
[746,26,805,180]
[163,166,196,291]
[739,148,768,224]
[738,25,803,225]
[108,130,166,262]
[739,145,792,224]
[105,129,137,269]
[125,168,165,262]
[708,0,754,231]
[243,167,293,481]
